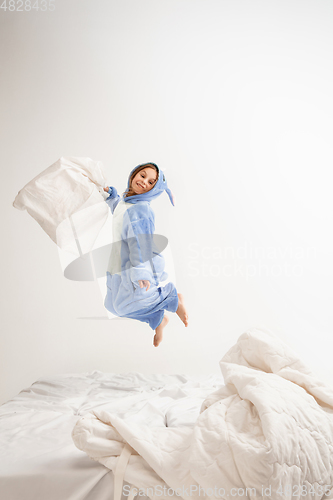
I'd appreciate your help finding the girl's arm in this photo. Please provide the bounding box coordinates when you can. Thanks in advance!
[104,186,120,215]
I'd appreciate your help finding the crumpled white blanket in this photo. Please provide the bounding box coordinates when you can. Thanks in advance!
[72,328,333,500]
[13,156,108,255]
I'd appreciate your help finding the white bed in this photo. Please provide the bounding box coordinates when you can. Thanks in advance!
[2,328,333,500]
[0,370,223,500]
[72,328,333,500]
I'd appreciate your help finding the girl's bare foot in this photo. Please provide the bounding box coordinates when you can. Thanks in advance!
[153,314,169,347]
[176,293,189,327]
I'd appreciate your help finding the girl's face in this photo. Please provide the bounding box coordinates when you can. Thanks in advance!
[131,167,158,194]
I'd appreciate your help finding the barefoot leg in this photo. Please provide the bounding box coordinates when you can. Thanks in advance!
[153,314,169,347]
[176,293,189,327]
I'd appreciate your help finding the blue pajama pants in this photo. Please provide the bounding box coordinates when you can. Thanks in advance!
[124,282,179,330]
[105,274,179,330]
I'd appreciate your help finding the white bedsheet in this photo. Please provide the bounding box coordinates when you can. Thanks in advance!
[72,329,333,500]
[0,371,224,500]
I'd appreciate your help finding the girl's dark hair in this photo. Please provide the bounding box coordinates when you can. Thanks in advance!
[123,163,159,198]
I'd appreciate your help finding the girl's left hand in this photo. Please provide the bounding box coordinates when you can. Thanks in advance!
[139,280,150,291]
[103,186,109,192]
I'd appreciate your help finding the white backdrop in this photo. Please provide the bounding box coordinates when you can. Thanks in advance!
[1,0,333,405]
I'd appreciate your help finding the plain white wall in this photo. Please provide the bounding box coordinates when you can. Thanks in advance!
[1,0,333,405]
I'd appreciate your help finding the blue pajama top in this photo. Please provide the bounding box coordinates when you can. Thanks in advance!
[104,163,178,330]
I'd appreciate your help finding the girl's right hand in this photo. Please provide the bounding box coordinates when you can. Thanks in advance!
[103,186,110,192]
[139,280,150,291]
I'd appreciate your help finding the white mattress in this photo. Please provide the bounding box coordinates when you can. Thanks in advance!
[0,371,224,500]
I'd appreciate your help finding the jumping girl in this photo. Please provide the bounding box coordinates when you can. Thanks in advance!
[103,162,188,347]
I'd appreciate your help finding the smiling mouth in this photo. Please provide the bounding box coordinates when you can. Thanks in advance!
[137,183,145,189]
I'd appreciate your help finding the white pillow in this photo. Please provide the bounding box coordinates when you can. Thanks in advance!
[13,156,109,255]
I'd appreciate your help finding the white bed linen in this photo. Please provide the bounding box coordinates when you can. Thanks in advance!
[72,329,333,500]
[0,371,224,500]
